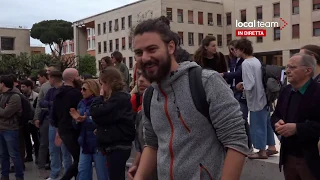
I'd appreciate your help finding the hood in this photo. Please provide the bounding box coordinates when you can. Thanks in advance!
[55,85,80,98]
[175,48,192,63]
[152,61,199,90]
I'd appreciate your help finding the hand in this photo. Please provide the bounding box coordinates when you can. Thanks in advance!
[275,119,285,129]
[275,122,297,137]
[34,120,40,128]
[55,132,62,147]
[220,73,224,77]
[70,108,86,122]
[128,165,138,180]
[100,88,105,96]
[93,129,97,135]
[236,82,244,91]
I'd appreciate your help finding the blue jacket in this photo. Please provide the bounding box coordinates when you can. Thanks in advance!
[223,57,244,90]
[40,87,57,125]
[73,97,98,154]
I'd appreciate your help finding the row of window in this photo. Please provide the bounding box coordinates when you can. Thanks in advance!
[62,43,74,54]
[96,15,132,35]
[122,57,134,69]
[97,37,133,53]
[166,8,222,26]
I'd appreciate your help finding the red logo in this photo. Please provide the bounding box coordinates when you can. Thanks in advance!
[235,29,266,37]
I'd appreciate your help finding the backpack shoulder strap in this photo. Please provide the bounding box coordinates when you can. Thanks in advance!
[143,86,154,120]
[188,66,210,119]
[135,93,141,108]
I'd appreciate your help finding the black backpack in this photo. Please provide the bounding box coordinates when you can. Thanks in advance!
[260,62,286,111]
[6,92,34,125]
[143,66,252,149]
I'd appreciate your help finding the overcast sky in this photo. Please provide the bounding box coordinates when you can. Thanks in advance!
[0,0,138,53]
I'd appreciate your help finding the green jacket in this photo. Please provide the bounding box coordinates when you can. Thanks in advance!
[0,90,22,130]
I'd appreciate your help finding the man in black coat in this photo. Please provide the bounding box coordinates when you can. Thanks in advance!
[271,53,320,180]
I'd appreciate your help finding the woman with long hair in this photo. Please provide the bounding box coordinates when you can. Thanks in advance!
[70,79,108,180]
[99,56,113,72]
[90,67,135,180]
[193,35,228,73]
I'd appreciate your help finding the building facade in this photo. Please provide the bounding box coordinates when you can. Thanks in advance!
[30,46,45,54]
[72,0,320,74]
[0,27,30,55]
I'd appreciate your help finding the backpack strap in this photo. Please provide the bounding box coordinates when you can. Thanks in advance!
[188,66,210,119]
[143,86,154,120]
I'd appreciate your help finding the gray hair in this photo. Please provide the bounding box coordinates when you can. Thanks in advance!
[292,53,316,77]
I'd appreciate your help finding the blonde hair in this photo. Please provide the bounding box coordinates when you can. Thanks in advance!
[83,79,100,97]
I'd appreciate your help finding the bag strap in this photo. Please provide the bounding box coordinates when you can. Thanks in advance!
[143,86,154,120]
[135,93,141,109]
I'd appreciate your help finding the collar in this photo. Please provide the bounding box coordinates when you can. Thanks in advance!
[292,79,312,94]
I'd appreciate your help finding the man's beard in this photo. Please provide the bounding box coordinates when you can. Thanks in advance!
[141,52,172,83]
[73,79,82,89]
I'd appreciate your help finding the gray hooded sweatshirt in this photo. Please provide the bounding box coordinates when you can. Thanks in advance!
[142,61,249,180]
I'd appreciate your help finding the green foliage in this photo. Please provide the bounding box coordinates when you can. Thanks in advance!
[78,55,97,76]
[30,20,73,56]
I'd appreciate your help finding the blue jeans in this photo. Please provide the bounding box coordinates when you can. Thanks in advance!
[48,124,72,179]
[78,148,108,180]
[0,130,23,179]
[250,106,276,150]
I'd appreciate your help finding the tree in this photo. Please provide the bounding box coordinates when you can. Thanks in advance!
[0,53,30,79]
[78,55,97,76]
[30,20,73,58]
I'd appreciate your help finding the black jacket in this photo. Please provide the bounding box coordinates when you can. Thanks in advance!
[90,91,135,148]
[224,57,245,89]
[52,85,82,134]
[271,80,320,179]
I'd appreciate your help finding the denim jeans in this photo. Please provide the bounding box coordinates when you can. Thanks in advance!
[78,148,108,180]
[250,106,276,150]
[0,130,24,179]
[48,124,72,179]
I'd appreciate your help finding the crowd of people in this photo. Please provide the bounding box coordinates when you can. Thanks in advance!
[0,15,319,180]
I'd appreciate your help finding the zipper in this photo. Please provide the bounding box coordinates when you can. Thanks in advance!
[200,163,213,180]
[159,86,175,180]
[177,107,190,133]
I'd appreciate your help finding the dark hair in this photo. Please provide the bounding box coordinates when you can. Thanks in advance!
[29,76,37,83]
[193,35,217,66]
[20,79,33,89]
[101,56,113,66]
[49,71,62,81]
[158,16,170,27]
[111,51,123,63]
[9,74,18,83]
[234,38,253,56]
[228,39,238,59]
[0,75,14,89]
[133,18,177,51]
[100,67,125,93]
[83,74,93,80]
[37,69,48,79]
[300,44,320,65]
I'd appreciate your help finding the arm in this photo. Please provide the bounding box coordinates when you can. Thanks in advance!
[121,65,129,83]
[242,62,255,91]
[205,73,248,178]
[90,96,118,124]
[0,94,22,118]
[39,89,51,108]
[33,87,45,120]
[134,110,158,180]
[223,65,242,81]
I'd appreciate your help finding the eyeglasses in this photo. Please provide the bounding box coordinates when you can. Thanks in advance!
[81,87,87,92]
[230,48,234,51]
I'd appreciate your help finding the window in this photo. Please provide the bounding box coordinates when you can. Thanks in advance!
[70,44,74,52]
[240,10,246,22]
[188,32,194,46]
[273,3,280,17]
[198,12,203,25]
[198,33,203,45]
[122,37,126,50]
[121,17,125,30]
[92,39,95,48]
[208,13,213,25]
[256,6,263,21]
[123,57,126,65]
[217,35,222,46]
[166,8,172,21]
[129,57,133,69]
[226,34,232,45]
[313,21,320,36]
[115,39,119,50]
[292,0,299,14]
[256,36,263,43]
[226,13,231,25]
[129,36,132,49]
[178,32,184,45]
[87,29,91,36]
[97,24,101,35]
[292,24,300,38]
[109,40,113,52]
[98,42,101,53]
[114,19,119,31]
[177,9,183,23]
[128,15,132,28]
[217,14,222,26]
[188,11,194,23]
[274,27,281,40]
[109,21,112,32]
[0,37,14,50]
[103,22,106,34]
[103,41,107,52]
[314,0,320,10]
[87,40,91,49]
